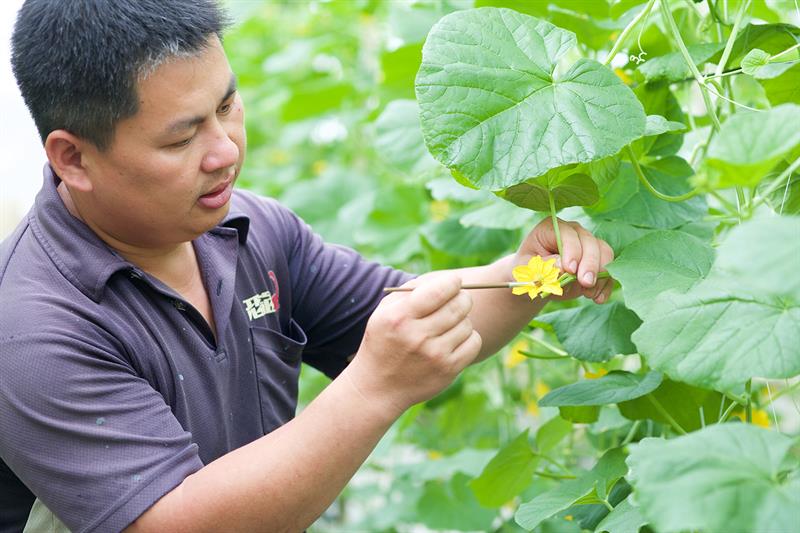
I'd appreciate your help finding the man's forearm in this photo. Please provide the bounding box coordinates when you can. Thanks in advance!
[126,363,399,533]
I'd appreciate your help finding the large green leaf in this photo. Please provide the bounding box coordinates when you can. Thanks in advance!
[416,7,646,190]
[498,172,599,211]
[539,371,663,407]
[618,378,723,432]
[460,199,541,230]
[627,424,800,533]
[516,448,628,530]
[586,157,707,229]
[702,104,800,188]
[538,302,642,362]
[632,216,800,390]
[606,230,714,320]
[469,430,540,507]
[418,472,498,531]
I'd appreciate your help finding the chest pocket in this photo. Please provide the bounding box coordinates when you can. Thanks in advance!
[250,318,308,434]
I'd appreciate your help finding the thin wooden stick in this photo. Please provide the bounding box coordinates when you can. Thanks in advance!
[383,282,530,293]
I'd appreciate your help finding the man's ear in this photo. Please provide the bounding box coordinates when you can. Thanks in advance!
[44,130,94,192]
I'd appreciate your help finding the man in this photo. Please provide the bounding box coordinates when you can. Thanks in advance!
[0,1,613,531]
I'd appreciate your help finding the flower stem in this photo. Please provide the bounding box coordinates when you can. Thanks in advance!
[602,0,657,66]
[548,188,563,259]
[626,146,701,202]
[519,350,570,361]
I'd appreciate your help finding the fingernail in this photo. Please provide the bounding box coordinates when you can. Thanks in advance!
[583,272,595,286]
[569,260,578,273]
[596,294,605,303]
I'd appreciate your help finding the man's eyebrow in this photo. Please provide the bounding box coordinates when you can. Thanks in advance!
[163,74,238,135]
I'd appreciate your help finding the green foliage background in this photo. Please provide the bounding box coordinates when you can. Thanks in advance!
[223,1,800,531]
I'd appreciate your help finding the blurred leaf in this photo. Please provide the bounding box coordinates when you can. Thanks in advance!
[627,424,800,533]
[536,416,573,454]
[516,448,628,530]
[761,165,800,214]
[538,302,642,362]
[703,104,800,188]
[539,371,663,407]
[460,200,541,230]
[469,430,540,507]
[374,99,439,176]
[380,43,422,98]
[416,8,646,190]
[643,114,685,136]
[427,177,491,203]
[606,230,714,320]
[617,378,723,432]
[728,23,800,68]
[760,63,800,105]
[559,405,601,423]
[421,217,517,257]
[280,80,355,121]
[394,448,495,482]
[417,473,498,531]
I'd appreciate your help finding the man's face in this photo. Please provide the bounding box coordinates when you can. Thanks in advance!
[78,36,246,249]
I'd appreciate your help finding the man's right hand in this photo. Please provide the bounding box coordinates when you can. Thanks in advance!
[344,273,483,418]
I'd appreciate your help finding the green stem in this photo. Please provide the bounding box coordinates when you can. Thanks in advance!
[720,398,739,422]
[709,190,739,215]
[534,471,577,480]
[751,157,800,210]
[603,0,657,66]
[626,146,701,202]
[706,0,726,25]
[519,350,570,361]
[771,42,800,61]
[735,186,747,219]
[494,357,513,442]
[764,380,800,406]
[558,271,611,287]
[548,188,563,259]
[522,333,568,357]
[660,0,722,131]
[646,394,688,435]
[539,453,573,475]
[622,420,642,446]
[601,499,615,512]
[714,0,750,79]
[746,379,753,424]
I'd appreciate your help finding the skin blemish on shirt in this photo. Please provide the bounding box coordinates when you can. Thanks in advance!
[95,417,105,426]
[132,475,142,483]
[178,374,184,381]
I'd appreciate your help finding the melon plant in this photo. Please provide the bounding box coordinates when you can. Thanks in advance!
[414,4,799,531]
[225,1,800,530]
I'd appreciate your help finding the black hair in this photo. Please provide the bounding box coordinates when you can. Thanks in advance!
[11,0,230,150]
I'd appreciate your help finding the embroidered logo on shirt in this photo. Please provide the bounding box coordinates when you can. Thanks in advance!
[243,270,281,320]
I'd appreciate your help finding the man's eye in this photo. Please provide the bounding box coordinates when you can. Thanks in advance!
[171,137,193,148]
[218,103,233,115]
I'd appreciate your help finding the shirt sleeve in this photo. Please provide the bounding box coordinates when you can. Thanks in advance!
[0,324,203,533]
[271,201,414,378]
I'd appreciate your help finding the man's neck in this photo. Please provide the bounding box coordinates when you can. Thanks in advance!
[56,181,198,292]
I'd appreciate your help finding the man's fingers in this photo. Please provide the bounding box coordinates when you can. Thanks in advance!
[407,274,462,318]
[576,229,601,288]
[427,317,474,358]
[421,291,473,336]
[449,329,483,370]
[557,220,582,275]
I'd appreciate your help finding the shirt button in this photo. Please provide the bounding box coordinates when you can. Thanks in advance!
[173,300,186,311]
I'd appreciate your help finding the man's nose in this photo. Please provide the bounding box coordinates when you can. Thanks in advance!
[201,123,240,174]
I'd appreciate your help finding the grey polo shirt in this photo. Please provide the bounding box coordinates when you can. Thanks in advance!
[0,166,411,532]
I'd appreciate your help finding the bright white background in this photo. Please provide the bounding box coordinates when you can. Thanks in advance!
[1,0,44,239]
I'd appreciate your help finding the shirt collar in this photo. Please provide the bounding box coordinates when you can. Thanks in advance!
[30,165,251,303]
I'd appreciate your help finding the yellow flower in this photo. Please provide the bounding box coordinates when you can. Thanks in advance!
[505,339,529,369]
[427,450,443,460]
[429,200,451,222]
[512,256,563,299]
[585,368,608,380]
[732,408,771,428]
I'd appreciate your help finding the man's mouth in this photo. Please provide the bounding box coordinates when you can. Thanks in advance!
[197,173,234,210]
